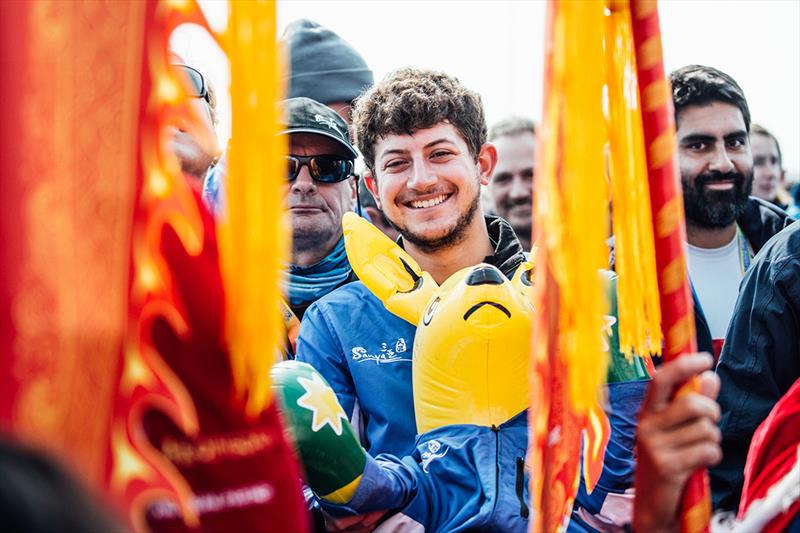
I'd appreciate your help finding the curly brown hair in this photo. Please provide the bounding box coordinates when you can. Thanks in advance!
[352,67,487,172]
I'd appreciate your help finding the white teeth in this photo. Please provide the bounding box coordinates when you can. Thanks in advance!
[410,194,447,209]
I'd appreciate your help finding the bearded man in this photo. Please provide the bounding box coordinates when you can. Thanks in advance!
[670,65,792,359]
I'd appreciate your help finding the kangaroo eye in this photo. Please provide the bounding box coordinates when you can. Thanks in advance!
[521,268,532,286]
[423,297,440,326]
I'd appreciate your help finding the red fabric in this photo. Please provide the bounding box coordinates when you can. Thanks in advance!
[711,339,724,365]
[738,378,800,532]
[142,189,308,532]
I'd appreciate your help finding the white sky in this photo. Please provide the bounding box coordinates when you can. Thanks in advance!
[173,0,800,176]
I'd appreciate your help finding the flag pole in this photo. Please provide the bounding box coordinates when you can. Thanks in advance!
[629,2,711,531]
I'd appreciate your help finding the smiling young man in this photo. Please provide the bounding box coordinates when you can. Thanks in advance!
[295,68,527,459]
[669,65,792,359]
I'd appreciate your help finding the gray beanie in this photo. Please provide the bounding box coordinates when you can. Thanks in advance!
[282,19,373,105]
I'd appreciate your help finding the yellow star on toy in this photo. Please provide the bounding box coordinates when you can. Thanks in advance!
[296,373,348,436]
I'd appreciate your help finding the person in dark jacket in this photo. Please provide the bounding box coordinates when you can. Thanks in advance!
[711,221,799,512]
[670,65,793,361]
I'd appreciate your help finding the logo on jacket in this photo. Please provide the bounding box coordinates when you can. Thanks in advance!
[420,440,448,473]
[351,338,411,364]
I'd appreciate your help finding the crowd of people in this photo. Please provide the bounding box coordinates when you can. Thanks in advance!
[4,14,797,533]
[172,18,799,533]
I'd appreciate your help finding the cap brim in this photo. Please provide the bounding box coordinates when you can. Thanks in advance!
[279,127,358,159]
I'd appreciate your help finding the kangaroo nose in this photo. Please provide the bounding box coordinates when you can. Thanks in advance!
[466,265,504,286]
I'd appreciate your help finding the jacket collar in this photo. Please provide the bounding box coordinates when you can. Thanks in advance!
[737,196,794,254]
[482,215,527,279]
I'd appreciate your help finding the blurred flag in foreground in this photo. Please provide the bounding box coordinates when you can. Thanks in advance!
[529,0,708,531]
[0,1,307,531]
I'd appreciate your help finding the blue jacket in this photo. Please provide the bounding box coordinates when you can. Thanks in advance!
[320,410,530,532]
[317,378,647,533]
[569,380,648,532]
[296,281,418,457]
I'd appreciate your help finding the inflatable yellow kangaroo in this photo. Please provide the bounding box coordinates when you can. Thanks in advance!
[342,211,535,433]
[271,212,649,522]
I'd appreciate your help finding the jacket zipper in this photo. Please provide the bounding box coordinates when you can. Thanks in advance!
[492,425,499,492]
[516,456,530,518]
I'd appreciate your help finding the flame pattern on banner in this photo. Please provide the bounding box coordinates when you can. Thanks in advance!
[107,1,217,528]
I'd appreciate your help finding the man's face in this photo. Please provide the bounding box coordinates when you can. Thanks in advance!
[170,98,217,180]
[750,133,783,202]
[489,132,535,241]
[287,133,354,254]
[368,123,493,251]
[676,102,753,229]
[167,62,218,181]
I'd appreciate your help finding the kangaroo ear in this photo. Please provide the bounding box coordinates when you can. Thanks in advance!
[343,212,437,324]
[510,252,535,302]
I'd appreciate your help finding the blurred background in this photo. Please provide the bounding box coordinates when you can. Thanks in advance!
[172,0,800,181]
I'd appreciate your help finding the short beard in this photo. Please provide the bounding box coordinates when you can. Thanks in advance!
[682,169,753,229]
[390,190,481,253]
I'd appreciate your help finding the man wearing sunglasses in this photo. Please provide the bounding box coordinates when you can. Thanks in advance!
[168,54,219,182]
[282,97,359,319]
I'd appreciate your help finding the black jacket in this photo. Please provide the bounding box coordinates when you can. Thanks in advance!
[711,220,799,511]
[608,197,793,355]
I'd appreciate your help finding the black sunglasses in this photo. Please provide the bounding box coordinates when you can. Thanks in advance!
[170,64,210,104]
[287,155,354,183]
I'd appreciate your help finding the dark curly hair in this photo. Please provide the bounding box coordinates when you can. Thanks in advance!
[670,65,750,132]
[352,67,487,172]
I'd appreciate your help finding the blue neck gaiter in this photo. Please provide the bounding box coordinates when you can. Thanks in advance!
[286,237,351,307]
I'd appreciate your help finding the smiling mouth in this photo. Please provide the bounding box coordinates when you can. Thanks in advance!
[463,301,511,320]
[406,193,451,209]
[705,181,736,190]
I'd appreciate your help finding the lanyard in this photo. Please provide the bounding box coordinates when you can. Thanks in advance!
[736,224,753,274]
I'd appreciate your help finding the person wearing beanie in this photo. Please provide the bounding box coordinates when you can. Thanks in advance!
[282,19,373,124]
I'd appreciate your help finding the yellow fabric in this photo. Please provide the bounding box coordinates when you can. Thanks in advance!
[605,1,663,358]
[320,474,363,504]
[537,0,610,413]
[217,0,286,416]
